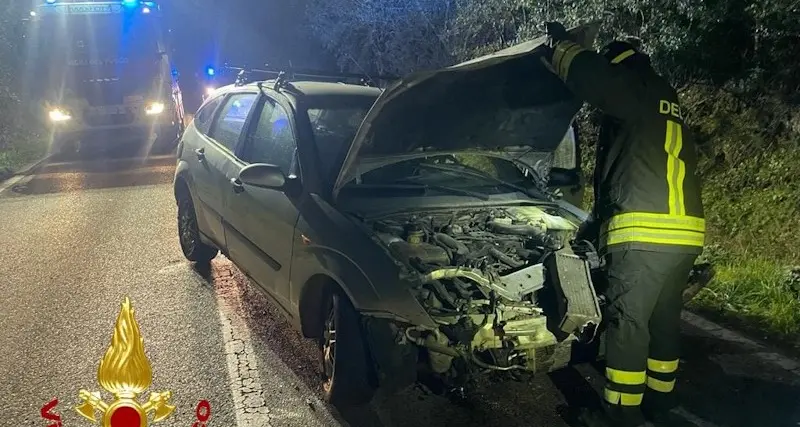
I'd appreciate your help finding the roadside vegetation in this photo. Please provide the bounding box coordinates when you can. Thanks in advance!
[305,0,800,347]
[0,3,47,176]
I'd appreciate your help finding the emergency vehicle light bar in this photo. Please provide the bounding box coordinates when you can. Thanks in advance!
[42,0,156,6]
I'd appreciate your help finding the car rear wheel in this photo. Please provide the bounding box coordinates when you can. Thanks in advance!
[319,289,376,407]
[177,194,218,264]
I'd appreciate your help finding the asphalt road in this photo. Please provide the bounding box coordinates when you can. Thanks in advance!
[1,147,799,427]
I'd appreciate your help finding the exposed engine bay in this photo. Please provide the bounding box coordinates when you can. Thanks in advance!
[369,205,603,380]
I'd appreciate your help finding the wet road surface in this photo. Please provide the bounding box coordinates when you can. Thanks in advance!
[1,148,799,427]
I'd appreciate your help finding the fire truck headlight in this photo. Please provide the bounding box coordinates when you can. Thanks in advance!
[48,108,72,122]
[145,102,166,115]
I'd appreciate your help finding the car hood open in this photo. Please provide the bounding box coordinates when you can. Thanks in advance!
[332,23,599,198]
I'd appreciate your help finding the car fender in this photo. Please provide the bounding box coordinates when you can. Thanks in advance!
[173,159,217,247]
[291,196,436,335]
[173,158,193,196]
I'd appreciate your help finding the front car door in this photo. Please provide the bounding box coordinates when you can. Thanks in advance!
[223,93,301,311]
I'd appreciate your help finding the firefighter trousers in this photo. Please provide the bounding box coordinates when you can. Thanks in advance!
[601,249,698,410]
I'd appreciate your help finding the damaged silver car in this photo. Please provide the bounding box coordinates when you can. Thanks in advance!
[174,24,648,407]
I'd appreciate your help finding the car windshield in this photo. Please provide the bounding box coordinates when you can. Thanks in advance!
[342,154,544,199]
[305,95,377,179]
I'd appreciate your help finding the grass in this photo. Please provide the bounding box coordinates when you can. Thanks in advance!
[689,259,800,340]
[0,134,47,176]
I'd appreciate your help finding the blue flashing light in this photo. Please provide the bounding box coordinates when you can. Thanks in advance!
[142,6,151,13]
[206,67,216,77]
[121,0,139,6]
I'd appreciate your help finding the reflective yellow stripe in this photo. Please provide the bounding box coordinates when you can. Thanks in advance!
[606,368,646,385]
[648,358,679,374]
[647,377,676,393]
[606,212,705,233]
[601,212,705,248]
[665,120,687,215]
[552,41,586,81]
[605,227,704,247]
[611,49,636,64]
[604,388,643,406]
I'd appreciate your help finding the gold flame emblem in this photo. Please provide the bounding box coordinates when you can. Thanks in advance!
[75,297,175,427]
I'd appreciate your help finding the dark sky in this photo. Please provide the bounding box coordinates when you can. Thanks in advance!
[164,0,334,78]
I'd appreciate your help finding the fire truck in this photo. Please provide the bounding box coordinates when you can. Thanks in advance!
[23,0,185,154]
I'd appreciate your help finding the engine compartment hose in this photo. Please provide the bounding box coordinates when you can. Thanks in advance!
[405,328,462,358]
[404,328,527,371]
[423,268,492,288]
[433,233,469,256]
[489,247,524,268]
[488,220,544,236]
[428,279,458,308]
[489,220,557,248]
[470,354,526,371]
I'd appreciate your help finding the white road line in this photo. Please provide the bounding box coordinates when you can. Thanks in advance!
[216,298,273,427]
[212,258,340,427]
[681,311,800,377]
[0,174,28,193]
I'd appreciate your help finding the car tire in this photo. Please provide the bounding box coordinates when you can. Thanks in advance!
[319,289,376,407]
[177,194,218,264]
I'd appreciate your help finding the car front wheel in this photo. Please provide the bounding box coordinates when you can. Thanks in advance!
[177,194,218,264]
[319,289,376,407]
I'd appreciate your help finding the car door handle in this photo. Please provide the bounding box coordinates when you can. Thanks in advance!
[230,177,245,193]
[194,147,205,161]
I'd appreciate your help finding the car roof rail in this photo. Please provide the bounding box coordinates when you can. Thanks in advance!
[223,65,398,89]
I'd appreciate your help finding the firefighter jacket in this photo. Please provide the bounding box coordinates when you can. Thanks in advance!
[551,41,705,255]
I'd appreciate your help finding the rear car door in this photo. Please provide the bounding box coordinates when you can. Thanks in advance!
[190,91,259,247]
[182,94,226,244]
[223,94,300,310]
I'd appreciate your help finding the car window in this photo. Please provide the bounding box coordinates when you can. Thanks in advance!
[193,95,224,135]
[307,107,370,179]
[242,99,297,176]
[211,93,257,151]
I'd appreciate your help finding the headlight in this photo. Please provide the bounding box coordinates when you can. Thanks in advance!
[145,102,166,115]
[48,108,72,122]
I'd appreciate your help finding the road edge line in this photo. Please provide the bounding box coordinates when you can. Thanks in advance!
[681,310,800,376]
[0,154,53,193]
[215,292,273,426]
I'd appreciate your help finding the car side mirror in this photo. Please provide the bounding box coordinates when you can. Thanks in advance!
[238,163,286,190]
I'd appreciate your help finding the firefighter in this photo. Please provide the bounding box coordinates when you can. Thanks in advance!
[542,22,705,427]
